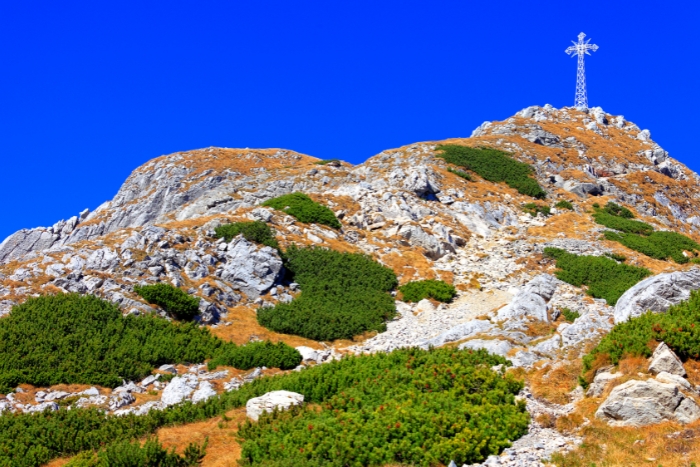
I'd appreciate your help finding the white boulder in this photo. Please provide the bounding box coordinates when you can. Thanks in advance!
[246,390,304,421]
[648,342,686,377]
[161,375,198,406]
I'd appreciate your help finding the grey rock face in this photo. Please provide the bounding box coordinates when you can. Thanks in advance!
[218,236,284,298]
[648,342,686,377]
[402,166,440,197]
[418,320,493,349]
[497,274,560,322]
[586,369,622,397]
[614,269,700,324]
[191,381,217,403]
[246,390,304,421]
[596,379,700,426]
[459,339,513,357]
[161,375,198,406]
[562,181,603,198]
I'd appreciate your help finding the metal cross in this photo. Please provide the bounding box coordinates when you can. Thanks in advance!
[565,32,599,108]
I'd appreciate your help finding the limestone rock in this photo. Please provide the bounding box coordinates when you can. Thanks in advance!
[497,274,560,322]
[648,342,686,377]
[614,269,700,324]
[596,379,700,426]
[161,375,198,406]
[458,339,513,357]
[656,371,692,391]
[586,369,622,398]
[296,346,319,363]
[246,390,304,421]
[219,237,284,298]
[191,381,217,403]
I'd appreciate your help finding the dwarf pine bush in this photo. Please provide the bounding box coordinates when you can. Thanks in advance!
[262,193,341,229]
[447,166,473,181]
[522,203,551,217]
[214,220,279,250]
[134,283,200,320]
[65,438,207,467]
[544,248,651,306]
[257,245,398,340]
[436,145,546,199]
[582,290,700,385]
[0,294,301,392]
[399,279,457,303]
[555,200,574,210]
[0,347,526,467]
[592,202,700,263]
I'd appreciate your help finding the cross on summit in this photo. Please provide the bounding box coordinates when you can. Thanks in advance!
[566,32,598,109]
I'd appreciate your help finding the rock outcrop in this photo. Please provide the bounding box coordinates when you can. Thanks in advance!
[246,390,304,421]
[614,269,700,324]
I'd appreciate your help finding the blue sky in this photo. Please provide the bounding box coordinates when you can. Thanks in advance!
[1,1,699,241]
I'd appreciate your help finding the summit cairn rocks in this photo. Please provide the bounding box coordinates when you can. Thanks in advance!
[246,390,304,421]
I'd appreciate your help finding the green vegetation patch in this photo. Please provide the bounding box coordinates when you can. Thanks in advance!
[262,193,341,229]
[593,202,700,263]
[543,248,651,306]
[436,145,546,199]
[447,167,473,181]
[257,245,398,341]
[0,347,526,467]
[605,252,627,262]
[560,308,580,323]
[237,347,527,467]
[214,220,279,250]
[66,438,207,467]
[522,203,551,217]
[314,159,342,166]
[134,283,200,321]
[399,279,457,303]
[582,290,700,385]
[555,200,574,210]
[0,294,301,393]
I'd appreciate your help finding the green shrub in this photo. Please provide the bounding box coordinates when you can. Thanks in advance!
[262,193,341,229]
[66,438,207,467]
[593,211,654,235]
[447,167,473,181]
[560,308,580,322]
[582,290,700,384]
[592,201,700,263]
[314,159,341,166]
[436,145,546,199]
[603,202,634,218]
[214,220,279,250]
[399,279,457,303]
[543,248,651,306]
[0,294,300,393]
[522,203,551,217]
[134,283,200,321]
[257,245,398,341]
[604,231,700,264]
[237,347,527,467]
[555,200,574,210]
[604,252,627,262]
[0,347,526,467]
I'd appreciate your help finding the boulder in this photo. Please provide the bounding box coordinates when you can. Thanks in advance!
[648,342,686,377]
[161,375,198,406]
[614,269,700,324]
[562,181,603,198]
[656,371,692,391]
[402,166,440,197]
[458,339,513,357]
[497,274,560,322]
[596,379,700,426]
[418,319,493,349]
[586,369,623,397]
[296,346,319,363]
[191,381,217,403]
[246,390,304,421]
[219,237,284,298]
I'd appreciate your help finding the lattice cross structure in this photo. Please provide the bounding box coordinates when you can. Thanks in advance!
[565,32,599,108]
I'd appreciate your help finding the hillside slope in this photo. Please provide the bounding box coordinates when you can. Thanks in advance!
[3,104,700,466]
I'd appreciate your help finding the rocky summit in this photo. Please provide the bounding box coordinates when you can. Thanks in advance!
[3,104,700,466]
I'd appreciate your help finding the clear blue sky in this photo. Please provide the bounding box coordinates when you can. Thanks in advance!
[1,1,699,241]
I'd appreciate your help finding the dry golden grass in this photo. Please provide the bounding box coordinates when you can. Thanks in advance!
[529,360,582,405]
[523,319,558,338]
